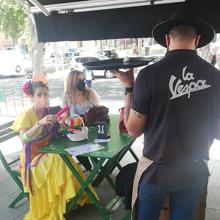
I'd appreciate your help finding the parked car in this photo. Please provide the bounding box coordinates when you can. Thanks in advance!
[70,56,114,79]
[68,48,80,56]
[96,50,118,60]
[0,50,24,77]
[62,52,74,64]
[58,49,81,64]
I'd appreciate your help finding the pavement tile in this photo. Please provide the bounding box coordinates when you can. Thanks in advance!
[207,181,220,210]
[209,161,220,183]
[206,209,220,220]
[0,113,220,219]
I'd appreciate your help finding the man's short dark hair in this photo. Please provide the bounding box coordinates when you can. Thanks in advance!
[169,25,197,41]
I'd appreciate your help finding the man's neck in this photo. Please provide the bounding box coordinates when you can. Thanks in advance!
[168,42,196,51]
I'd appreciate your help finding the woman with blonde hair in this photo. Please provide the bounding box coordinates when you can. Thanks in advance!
[12,80,97,220]
[63,70,100,170]
[63,70,100,116]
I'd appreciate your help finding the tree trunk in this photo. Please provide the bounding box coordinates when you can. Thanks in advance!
[30,14,44,76]
[32,36,44,74]
[18,0,45,79]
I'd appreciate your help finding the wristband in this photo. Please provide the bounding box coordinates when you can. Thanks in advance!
[23,132,32,143]
[125,87,133,95]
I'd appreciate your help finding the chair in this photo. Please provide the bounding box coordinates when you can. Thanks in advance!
[0,121,28,208]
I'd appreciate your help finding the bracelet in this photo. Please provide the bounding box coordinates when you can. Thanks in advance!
[125,87,133,95]
[36,121,40,126]
[23,132,32,143]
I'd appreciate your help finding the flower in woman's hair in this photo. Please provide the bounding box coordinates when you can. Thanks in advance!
[32,73,48,85]
[22,80,32,96]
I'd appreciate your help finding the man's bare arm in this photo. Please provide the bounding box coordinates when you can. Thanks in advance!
[112,69,146,137]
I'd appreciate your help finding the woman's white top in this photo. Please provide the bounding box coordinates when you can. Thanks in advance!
[62,89,100,116]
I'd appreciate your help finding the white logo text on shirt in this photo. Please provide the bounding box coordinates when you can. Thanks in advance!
[169,66,211,100]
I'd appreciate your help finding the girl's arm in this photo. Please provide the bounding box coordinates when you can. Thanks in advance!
[20,115,57,144]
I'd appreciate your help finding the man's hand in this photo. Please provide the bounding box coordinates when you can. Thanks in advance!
[111,69,134,87]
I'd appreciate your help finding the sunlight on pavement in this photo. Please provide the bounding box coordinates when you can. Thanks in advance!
[0,136,22,156]
[209,139,220,159]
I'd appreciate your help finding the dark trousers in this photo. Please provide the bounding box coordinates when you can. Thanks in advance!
[136,177,207,220]
[86,80,92,88]
[76,156,92,171]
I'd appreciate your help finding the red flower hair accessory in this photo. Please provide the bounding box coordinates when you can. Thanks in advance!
[22,80,32,96]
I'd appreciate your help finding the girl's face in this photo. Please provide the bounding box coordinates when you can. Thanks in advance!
[33,87,49,109]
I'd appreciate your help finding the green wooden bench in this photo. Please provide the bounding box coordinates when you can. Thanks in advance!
[0,121,28,208]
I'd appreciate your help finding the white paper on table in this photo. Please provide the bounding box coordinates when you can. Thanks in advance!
[65,143,105,156]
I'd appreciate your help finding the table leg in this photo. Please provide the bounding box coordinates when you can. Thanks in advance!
[91,157,116,190]
[93,142,134,187]
[128,148,139,162]
[61,155,111,219]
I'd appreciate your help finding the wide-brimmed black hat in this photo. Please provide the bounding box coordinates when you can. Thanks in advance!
[152,10,215,48]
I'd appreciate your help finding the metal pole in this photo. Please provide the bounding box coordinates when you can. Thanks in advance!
[3,88,8,113]
[12,87,17,115]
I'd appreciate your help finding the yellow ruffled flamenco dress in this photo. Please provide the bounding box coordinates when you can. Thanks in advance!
[12,108,98,220]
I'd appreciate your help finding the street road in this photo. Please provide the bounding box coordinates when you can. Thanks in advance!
[0,70,125,116]
[0,71,124,100]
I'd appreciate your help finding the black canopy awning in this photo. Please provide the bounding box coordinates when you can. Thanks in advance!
[31,0,220,42]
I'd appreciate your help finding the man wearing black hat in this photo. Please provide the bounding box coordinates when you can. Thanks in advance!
[113,10,220,220]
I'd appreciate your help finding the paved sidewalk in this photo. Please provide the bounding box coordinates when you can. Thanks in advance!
[1,135,220,219]
[1,101,220,219]
[0,135,142,220]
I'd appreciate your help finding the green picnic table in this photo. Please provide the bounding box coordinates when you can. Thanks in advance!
[40,115,138,220]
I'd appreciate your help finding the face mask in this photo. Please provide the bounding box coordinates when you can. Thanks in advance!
[33,88,49,109]
[34,98,48,109]
[76,79,86,91]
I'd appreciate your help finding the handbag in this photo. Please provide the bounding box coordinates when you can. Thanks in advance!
[84,106,110,126]
[119,107,128,133]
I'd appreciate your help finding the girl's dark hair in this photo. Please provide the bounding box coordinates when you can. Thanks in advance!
[31,81,48,95]
[22,80,48,96]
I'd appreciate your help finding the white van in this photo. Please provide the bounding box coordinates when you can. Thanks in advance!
[0,50,24,77]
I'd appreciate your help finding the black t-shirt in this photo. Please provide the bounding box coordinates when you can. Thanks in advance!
[131,49,220,186]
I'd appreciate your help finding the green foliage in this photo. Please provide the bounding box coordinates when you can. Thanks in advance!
[0,0,27,43]
[23,19,32,52]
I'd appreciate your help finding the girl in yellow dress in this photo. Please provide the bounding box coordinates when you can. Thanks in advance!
[12,80,97,220]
